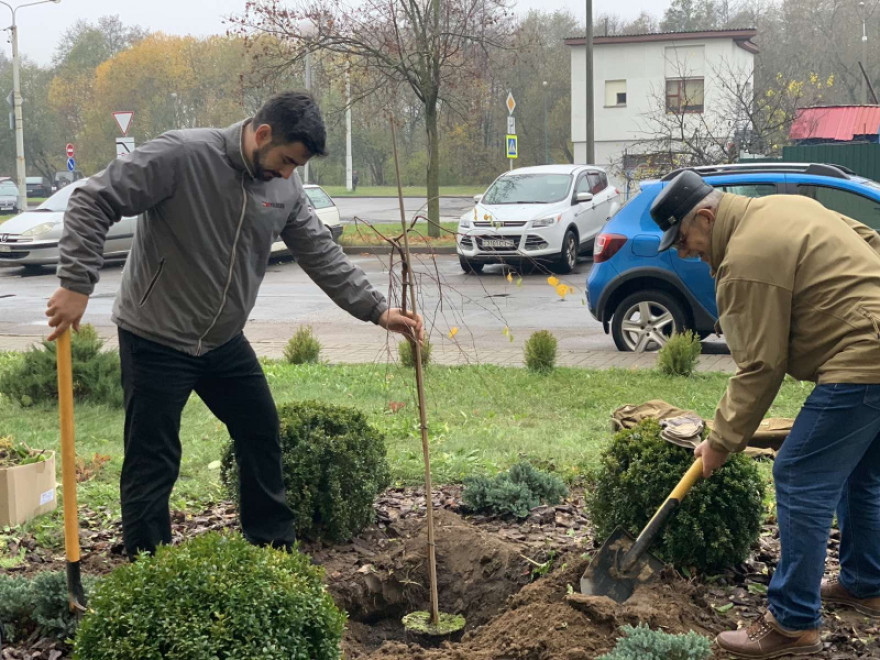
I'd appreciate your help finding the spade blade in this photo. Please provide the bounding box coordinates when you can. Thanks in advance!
[580,527,667,603]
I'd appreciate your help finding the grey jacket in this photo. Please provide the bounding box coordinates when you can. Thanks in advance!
[57,120,387,355]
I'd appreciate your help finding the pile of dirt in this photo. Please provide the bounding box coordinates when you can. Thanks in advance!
[3,486,880,660]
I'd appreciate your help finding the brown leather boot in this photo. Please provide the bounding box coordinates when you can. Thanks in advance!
[715,610,822,659]
[821,576,880,617]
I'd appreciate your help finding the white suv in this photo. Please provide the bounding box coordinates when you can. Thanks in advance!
[457,164,619,274]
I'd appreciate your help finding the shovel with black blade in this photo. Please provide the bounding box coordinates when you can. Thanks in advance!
[580,457,704,603]
[56,328,87,613]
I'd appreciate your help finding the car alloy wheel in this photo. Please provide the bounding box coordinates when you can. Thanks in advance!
[555,229,577,274]
[611,290,687,352]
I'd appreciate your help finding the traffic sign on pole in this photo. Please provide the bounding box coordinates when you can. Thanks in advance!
[506,92,516,115]
[65,143,74,158]
[115,137,135,158]
[66,157,76,172]
[112,111,134,136]
[506,135,518,159]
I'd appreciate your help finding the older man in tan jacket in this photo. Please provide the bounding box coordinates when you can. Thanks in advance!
[650,170,880,659]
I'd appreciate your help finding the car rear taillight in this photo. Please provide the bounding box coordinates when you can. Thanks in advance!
[593,233,627,263]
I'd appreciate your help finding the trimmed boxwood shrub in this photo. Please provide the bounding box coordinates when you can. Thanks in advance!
[72,531,346,660]
[0,324,122,407]
[222,400,391,542]
[588,419,765,573]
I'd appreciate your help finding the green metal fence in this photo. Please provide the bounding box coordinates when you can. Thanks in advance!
[777,143,880,182]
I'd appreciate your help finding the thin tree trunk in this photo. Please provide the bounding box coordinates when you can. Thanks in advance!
[425,101,440,238]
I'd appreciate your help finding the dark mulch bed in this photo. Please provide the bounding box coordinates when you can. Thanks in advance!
[2,486,878,659]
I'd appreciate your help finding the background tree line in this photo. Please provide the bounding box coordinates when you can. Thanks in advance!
[2,0,877,191]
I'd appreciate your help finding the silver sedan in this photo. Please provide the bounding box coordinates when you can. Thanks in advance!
[0,181,137,269]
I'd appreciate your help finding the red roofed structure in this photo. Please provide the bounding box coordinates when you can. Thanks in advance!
[790,105,880,143]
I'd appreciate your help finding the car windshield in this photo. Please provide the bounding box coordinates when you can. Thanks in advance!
[36,181,86,212]
[0,183,17,195]
[304,186,334,209]
[481,173,573,204]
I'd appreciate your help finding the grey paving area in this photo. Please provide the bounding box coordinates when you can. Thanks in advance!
[0,253,736,373]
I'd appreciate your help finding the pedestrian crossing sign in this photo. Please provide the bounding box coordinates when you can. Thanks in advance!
[506,134,518,159]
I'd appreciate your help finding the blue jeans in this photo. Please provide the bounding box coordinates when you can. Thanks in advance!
[768,383,880,630]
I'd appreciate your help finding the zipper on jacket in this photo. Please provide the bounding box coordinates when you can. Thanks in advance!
[138,258,166,307]
[196,176,248,356]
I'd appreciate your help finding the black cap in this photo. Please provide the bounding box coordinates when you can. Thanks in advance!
[649,170,714,251]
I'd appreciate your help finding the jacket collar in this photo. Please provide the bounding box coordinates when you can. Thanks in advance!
[708,192,753,272]
[222,119,256,179]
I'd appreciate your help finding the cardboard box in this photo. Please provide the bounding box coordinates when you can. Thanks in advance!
[0,451,56,526]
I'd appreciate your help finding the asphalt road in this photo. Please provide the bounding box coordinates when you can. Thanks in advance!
[0,252,730,365]
[0,253,611,350]
[333,196,474,224]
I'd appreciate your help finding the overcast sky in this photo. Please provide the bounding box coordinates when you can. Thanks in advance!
[5,0,662,67]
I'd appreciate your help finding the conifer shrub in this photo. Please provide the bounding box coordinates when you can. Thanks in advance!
[284,325,321,364]
[0,570,97,644]
[597,624,712,660]
[588,419,764,573]
[398,338,431,367]
[221,400,391,542]
[657,330,702,376]
[463,462,568,518]
[72,532,345,660]
[0,324,122,407]
[524,330,558,373]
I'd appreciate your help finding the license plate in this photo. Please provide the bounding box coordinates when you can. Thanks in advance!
[482,239,515,248]
[0,245,10,252]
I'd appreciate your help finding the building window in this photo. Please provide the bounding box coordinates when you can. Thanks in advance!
[605,80,627,107]
[666,78,704,113]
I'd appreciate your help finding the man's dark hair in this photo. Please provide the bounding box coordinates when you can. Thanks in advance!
[253,91,327,157]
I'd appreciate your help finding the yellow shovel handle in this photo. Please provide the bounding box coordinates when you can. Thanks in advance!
[56,328,80,564]
[668,457,704,501]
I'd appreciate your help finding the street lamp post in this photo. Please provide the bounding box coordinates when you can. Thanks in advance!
[860,2,869,103]
[542,80,549,165]
[0,0,62,213]
[585,0,594,164]
[297,18,317,184]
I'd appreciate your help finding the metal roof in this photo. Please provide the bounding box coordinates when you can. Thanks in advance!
[790,106,880,141]
[564,28,758,51]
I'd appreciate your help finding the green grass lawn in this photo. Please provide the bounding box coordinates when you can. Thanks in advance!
[321,185,485,198]
[339,220,459,248]
[0,358,810,550]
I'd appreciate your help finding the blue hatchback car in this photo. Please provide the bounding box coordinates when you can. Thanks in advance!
[587,163,880,351]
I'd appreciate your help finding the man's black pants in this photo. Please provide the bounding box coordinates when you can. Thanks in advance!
[118,328,295,557]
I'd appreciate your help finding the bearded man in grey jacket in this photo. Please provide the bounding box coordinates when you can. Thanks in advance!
[45,91,422,558]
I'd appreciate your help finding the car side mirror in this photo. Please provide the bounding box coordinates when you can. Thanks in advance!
[575,191,593,204]
[473,194,483,203]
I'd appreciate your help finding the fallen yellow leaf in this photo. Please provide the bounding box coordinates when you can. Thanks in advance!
[448,327,459,338]
[506,272,513,283]
[547,276,560,287]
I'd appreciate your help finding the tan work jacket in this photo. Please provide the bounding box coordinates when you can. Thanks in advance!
[707,193,880,453]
